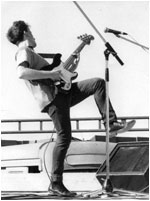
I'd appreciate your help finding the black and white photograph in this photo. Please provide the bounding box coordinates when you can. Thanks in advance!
[1,1,149,200]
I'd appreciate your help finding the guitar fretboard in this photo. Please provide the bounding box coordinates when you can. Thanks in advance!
[64,42,86,71]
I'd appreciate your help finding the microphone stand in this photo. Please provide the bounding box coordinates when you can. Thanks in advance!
[73,1,124,198]
[114,34,149,50]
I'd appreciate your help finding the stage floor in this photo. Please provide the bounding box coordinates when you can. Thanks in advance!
[1,190,149,200]
[1,171,149,200]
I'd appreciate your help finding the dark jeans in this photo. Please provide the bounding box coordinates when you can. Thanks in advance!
[47,77,117,182]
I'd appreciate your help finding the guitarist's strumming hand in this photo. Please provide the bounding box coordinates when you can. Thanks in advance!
[49,62,64,82]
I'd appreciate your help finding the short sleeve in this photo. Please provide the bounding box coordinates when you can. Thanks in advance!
[15,48,32,67]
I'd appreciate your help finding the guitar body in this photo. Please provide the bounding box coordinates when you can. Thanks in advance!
[41,53,78,91]
[42,53,62,71]
[37,34,94,92]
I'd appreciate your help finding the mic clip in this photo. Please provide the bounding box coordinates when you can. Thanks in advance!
[105,42,124,66]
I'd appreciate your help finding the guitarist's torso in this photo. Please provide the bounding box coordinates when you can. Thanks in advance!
[16,46,50,70]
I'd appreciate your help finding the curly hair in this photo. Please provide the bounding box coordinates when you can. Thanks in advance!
[7,21,29,45]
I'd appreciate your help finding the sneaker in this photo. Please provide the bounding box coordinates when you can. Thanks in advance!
[48,181,76,197]
[109,120,136,138]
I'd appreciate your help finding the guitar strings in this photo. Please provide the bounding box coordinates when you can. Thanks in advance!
[64,43,85,71]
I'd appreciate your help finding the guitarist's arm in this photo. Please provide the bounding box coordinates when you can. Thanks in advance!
[17,61,62,82]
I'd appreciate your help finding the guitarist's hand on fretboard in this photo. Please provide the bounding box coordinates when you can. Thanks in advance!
[72,53,80,69]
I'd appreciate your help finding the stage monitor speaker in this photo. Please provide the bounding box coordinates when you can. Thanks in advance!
[96,141,149,192]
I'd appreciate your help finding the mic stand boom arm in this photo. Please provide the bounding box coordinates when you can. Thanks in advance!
[115,34,149,50]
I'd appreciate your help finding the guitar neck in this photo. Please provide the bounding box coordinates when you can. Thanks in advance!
[73,42,86,54]
[64,42,86,69]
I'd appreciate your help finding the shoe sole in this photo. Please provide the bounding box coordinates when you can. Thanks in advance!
[48,189,77,197]
[109,120,136,138]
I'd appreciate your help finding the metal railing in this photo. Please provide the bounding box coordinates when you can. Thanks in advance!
[1,116,149,135]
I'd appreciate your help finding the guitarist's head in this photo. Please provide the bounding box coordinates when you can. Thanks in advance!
[7,20,37,48]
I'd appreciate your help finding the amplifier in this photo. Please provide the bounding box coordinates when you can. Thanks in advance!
[96,141,149,192]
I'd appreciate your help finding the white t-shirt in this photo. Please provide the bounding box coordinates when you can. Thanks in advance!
[15,46,57,112]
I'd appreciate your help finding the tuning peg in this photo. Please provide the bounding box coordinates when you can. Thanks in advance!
[77,35,82,39]
[78,34,94,41]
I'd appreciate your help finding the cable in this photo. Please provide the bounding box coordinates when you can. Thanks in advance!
[139,185,149,193]
[39,127,55,182]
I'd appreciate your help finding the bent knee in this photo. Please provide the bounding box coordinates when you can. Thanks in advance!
[94,77,105,88]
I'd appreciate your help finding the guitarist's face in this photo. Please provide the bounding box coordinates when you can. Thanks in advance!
[24,28,37,48]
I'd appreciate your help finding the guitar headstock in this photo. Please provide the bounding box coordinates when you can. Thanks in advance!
[78,34,94,45]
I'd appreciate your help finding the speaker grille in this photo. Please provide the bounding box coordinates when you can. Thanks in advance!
[106,146,149,172]
[96,141,149,192]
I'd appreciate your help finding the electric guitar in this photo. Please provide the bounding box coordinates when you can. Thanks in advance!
[41,34,94,91]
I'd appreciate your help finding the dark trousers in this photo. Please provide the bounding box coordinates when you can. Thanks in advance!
[47,77,117,182]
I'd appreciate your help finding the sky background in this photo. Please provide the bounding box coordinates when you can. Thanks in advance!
[1,1,149,121]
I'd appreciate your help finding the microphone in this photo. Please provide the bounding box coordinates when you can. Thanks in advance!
[104,28,127,35]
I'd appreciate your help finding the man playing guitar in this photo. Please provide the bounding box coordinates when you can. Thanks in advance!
[7,21,135,197]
